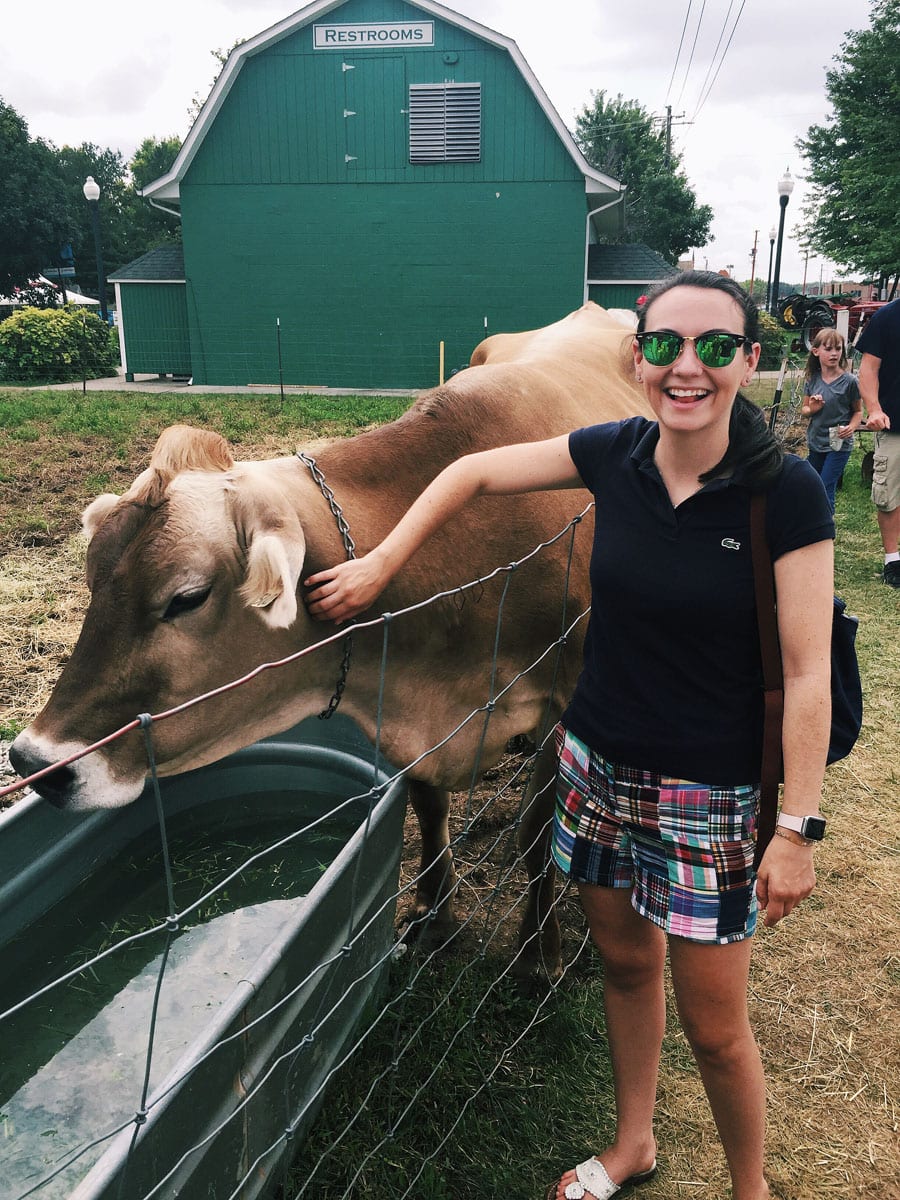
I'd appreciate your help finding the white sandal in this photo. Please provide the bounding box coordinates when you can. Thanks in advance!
[547,1156,658,1200]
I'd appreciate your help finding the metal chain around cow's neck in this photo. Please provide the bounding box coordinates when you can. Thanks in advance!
[296,451,356,719]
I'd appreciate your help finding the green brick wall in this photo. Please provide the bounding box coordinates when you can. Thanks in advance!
[181,180,585,387]
[119,284,191,376]
[588,284,647,310]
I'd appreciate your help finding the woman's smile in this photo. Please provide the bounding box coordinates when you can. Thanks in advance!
[665,387,712,405]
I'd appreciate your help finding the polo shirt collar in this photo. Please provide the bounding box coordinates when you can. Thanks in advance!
[629,419,742,495]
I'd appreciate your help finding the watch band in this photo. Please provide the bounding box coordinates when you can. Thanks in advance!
[777,813,826,840]
[774,827,814,847]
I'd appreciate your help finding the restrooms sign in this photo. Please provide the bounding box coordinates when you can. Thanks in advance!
[313,22,435,48]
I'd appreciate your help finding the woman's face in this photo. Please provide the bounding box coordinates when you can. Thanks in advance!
[633,287,761,437]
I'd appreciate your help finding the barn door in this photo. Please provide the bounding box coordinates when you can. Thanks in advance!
[342,56,407,172]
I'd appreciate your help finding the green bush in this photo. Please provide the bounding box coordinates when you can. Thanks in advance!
[0,306,115,383]
[757,310,788,370]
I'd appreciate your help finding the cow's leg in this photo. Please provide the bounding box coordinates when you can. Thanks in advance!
[402,779,459,940]
[514,736,562,984]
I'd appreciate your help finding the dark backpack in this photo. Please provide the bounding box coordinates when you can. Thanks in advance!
[828,595,863,764]
[749,493,863,861]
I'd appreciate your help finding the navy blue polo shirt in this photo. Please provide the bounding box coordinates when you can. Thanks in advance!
[562,417,834,784]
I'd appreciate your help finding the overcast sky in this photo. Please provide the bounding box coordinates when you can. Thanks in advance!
[1,0,874,286]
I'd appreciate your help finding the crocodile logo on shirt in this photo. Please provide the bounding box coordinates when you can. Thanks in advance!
[721,538,741,550]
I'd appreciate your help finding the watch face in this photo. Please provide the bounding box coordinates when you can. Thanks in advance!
[802,816,827,840]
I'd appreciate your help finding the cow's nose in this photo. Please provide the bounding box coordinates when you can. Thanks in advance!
[8,740,76,808]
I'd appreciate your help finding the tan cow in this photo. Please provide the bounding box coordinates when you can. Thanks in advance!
[10,302,650,976]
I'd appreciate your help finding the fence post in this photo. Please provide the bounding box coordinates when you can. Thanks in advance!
[276,317,285,408]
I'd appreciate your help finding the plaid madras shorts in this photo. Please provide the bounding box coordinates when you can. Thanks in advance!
[551,726,760,944]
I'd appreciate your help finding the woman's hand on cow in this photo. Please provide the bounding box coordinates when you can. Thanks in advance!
[304,552,388,623]
[754,834,816,927]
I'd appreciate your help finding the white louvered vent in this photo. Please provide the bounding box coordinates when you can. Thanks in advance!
[409,83,481,163]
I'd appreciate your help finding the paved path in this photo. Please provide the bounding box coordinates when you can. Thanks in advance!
[33,368,417,397]
[24,367,784,396]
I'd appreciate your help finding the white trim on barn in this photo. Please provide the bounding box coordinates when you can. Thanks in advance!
[113,282,127,374]
[111,279,186,285]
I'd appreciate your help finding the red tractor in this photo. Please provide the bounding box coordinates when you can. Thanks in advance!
[776,293,886,351]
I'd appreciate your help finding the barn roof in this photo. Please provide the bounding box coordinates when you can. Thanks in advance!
[587,243,679,284]
[142,0,624,227]
[108,244,185,283]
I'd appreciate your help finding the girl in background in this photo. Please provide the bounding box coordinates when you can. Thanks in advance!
[801,329,861,512]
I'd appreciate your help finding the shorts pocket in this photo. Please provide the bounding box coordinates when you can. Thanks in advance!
[871,451,889,508]
[706,785,759,844]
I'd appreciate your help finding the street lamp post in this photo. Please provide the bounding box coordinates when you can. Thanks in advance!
[769,170,794,317]
[765,225,777,312]
[82,175,108,323]
[749,229,759,297]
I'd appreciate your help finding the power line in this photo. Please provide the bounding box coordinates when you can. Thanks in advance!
[674,0,709,109]
[690,0,735,114]
[664,1,694,103]
[691,0,749,121]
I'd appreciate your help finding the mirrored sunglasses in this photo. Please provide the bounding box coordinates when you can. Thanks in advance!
[636,330,751,369]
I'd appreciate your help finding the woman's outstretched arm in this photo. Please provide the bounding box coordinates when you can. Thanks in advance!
[304,434,581,623]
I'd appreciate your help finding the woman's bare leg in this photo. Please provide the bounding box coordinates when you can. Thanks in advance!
[550,886,664,1199]
[668,936,770,1200]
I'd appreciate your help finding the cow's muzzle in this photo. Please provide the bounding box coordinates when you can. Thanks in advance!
[8,730,142,811]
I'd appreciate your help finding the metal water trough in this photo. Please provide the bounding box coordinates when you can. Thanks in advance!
[0,715,407,1199]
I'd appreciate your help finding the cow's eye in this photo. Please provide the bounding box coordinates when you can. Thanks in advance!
[162,587,212,622]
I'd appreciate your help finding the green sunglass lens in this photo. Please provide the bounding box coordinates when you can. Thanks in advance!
[696,335,738,367]
[640,332,745,368]
[641,334,681,365]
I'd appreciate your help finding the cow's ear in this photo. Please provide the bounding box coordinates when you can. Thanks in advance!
[233,476,307,628]
[240,528,307,628]
[81,493,121,542]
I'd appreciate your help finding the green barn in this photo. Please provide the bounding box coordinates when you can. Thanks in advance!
[123,0,625,389]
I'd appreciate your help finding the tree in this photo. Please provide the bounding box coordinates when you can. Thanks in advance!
[51,143,131,297]
[124,135,183,251]
[188,41,246,123]
[51,140,181,298]
[574,91,713,263]
[797,0,900,291]
[130,135,182,191]
[0,98,72,292]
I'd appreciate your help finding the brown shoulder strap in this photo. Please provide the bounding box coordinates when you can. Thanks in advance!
[749,491,784,868]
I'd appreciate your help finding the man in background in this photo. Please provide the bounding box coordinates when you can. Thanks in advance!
[857,297,900,587]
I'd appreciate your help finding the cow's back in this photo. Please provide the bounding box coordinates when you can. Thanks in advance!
[464,301,649,432]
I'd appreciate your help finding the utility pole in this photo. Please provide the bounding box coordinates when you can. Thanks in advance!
[749,230,759,298]
[663,106,688,167]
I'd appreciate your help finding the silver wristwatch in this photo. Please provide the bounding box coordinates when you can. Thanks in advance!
[777,813,826,841]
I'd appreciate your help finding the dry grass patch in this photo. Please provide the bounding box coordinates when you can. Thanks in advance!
[0,539,89,738]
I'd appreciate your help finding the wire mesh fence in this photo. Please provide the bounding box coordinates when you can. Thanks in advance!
[0,311,506,392]
[0,514,594,1200]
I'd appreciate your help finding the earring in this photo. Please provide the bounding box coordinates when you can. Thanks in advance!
[635,372,643,383]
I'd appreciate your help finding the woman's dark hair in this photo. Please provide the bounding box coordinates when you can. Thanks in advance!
[636,270,783,489]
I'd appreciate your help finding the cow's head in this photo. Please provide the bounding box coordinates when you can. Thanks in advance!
[10,426,326,811]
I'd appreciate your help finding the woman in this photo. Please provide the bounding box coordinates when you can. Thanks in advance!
[801,327,861,513]
[305,272,834,1200]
